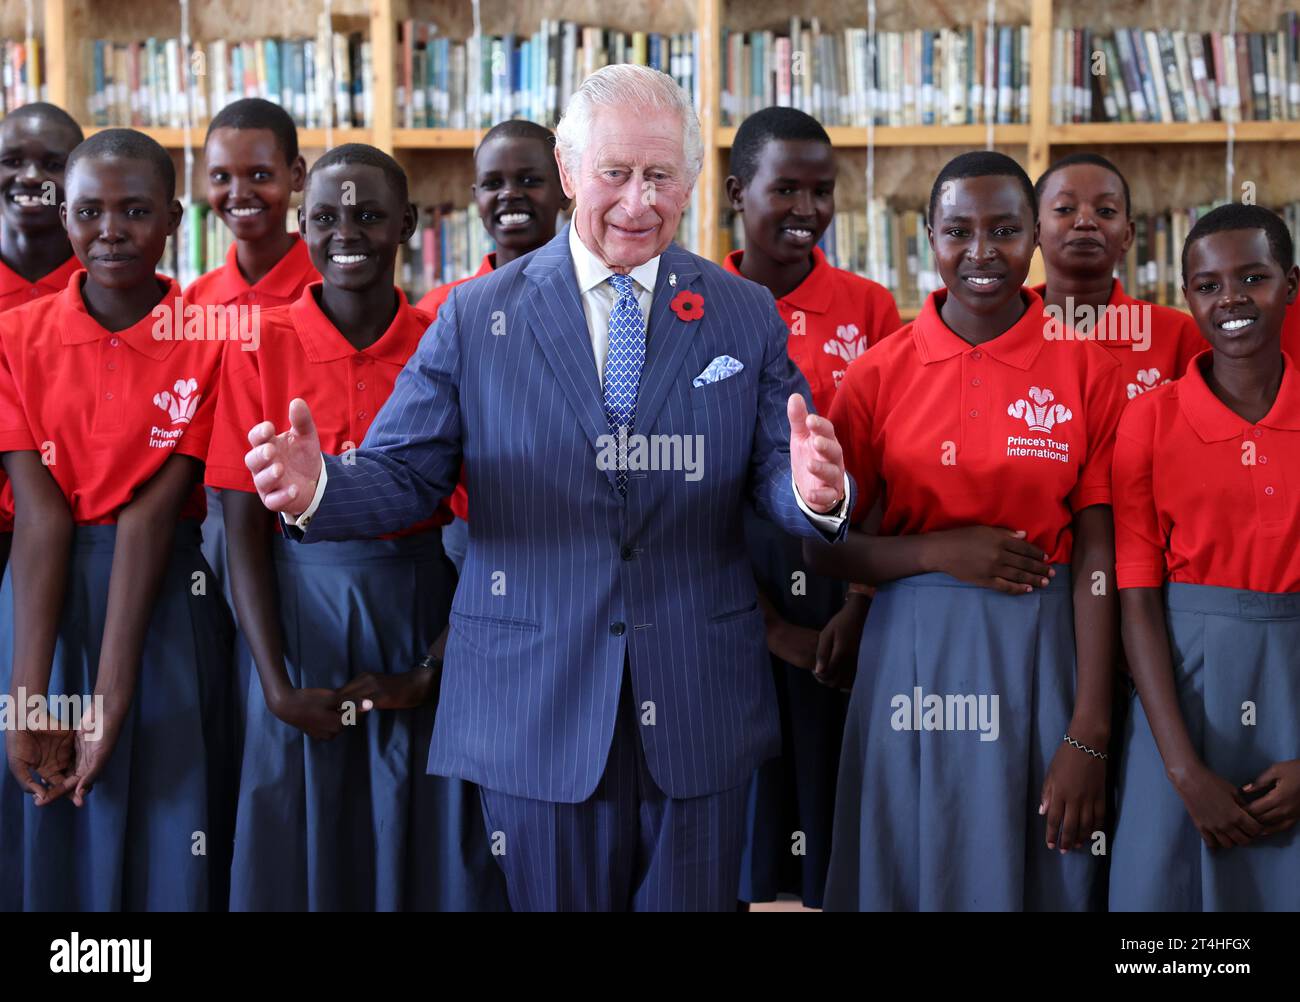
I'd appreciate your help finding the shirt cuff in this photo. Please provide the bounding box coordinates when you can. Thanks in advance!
[282,456,328,529]
[793,470,850,531]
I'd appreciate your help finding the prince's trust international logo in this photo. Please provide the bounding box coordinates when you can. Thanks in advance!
[823,324,866,387]
[1006,385,1072,464]
[150,378,201,449]
[1126,367,1166,399]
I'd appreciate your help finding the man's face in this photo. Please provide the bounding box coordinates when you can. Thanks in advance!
[557,104,693,272]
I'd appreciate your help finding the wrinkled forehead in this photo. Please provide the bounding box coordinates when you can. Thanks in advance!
[583,105,686,171]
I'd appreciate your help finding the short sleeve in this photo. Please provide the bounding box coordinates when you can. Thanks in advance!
[0,325,37,453]
[1068,353,1124,512]
[828,360,882,524]
[1112,398,1167,588]
[201,342,261,490]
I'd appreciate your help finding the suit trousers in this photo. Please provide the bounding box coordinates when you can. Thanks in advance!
[477,661,747,911]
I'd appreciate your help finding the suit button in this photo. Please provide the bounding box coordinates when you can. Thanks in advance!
[621,545,634,560]
[610,622,626,636]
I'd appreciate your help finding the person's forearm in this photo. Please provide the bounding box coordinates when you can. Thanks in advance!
[224,490,293,706]
[95,456,202,720]
[804,529,937,586]
[2,454,73,699]
[0,531,10,589]
[1068,505,1117,748]
[1121,587,1202,783]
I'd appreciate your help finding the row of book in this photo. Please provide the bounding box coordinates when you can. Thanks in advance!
[395,20,697,130]
[721,19,1033,127]
[1053,16,1300,124]
[727,201,1300,312]
[86,33,372,129]
[1,38,44,117]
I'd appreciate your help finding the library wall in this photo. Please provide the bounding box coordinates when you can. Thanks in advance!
[1054,0,1292,32]
[1,3,44,39]
[395,0,698,37]
[723,0,1033,34]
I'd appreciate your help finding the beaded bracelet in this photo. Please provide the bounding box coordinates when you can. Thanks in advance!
[1063,732,1108,760]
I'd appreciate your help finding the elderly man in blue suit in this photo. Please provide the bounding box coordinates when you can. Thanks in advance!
[244,65,853,911]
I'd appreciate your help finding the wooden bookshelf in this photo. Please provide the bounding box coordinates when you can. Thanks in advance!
[11,0,1300,284]
[83,125,374,147]
[1049,121,1300,144]
[715,125,1035,148]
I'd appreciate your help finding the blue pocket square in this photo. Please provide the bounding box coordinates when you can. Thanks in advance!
[692,355,744,387]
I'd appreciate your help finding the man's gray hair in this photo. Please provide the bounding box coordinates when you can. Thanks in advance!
[555,64,703,186]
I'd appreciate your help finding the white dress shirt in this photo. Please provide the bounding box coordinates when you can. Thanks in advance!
[287,224,847,529]
[567,220,658,378]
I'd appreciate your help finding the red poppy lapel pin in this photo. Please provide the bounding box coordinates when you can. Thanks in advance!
[670,289,705,322]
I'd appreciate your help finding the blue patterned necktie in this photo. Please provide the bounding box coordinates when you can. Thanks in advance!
[602,273,646,495]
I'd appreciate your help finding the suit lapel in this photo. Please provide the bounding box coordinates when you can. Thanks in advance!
[633,243,701,437]
[523,229,621,493]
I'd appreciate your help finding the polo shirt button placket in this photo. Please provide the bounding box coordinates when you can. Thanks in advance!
[352,355,372,436]
[964,348,988,452]
[1250,428,1286,525]
[99,336,124,429]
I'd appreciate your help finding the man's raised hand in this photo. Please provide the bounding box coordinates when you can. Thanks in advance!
[246,397,323,517]
[788,394,847,514]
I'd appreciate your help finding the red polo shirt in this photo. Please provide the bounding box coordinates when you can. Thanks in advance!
[0,254,84,530]
[724,247,902,416]
[415,252,496,523]
[185,235,318,308]
[1282,298,1300,360]
[1113,350,1300,592]
[416,252,495,318]
[829,288,1125,565]
[0,255,81,314]
[1032,280,1205,400]
[206,283,451,535]
[0,272,219,525]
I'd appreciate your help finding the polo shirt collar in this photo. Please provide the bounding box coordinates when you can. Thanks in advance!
[57,270,184,360]
[913,287,1047,370]
[206,236,316,304]
[1179,349,1300,440]
[568,219,659,298]
[723,246,834,314]
[0,253,80,298]
[474,253,496,277]
[289,282,424,365]
[1031,279,1148,351]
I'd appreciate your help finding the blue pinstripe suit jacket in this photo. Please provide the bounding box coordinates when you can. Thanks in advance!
[300,227,852,801]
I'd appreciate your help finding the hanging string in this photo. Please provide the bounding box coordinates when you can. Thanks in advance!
[180,0,194,287]
[1225,0,1239,204]
[865,0,877,283]
[472,0,483,131]
[985,0,997,149]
